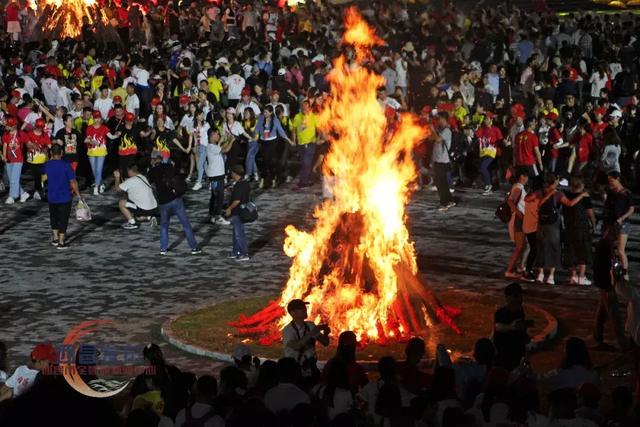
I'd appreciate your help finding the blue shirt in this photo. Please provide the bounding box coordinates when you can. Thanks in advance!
[44,159,75,203]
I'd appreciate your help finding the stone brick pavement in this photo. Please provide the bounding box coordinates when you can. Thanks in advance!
[0,179,638,379]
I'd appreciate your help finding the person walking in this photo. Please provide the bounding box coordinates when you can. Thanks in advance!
[475,112,503,194]
[564,177,596,286]
[432,112,456,212]
[148,151,201,256]
[2,116,30,204]
[525,173,589,285]
[44,144,80,249]
[603,172,634,282]
[25,118,52,201]
[207,128,231,225]
[224,165,251,261]
[505,168,528,279]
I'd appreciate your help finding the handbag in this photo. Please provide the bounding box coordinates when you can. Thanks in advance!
[238,201,258,223]
[76,198,92,221]
[495,192,512,223]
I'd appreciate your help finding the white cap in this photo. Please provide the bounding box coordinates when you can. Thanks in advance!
[215,57,229,65]
[277,68,287,76]
[609,109,622,118]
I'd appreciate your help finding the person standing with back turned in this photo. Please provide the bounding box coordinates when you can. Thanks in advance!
[148,151,201,256]
[44,144,80,249]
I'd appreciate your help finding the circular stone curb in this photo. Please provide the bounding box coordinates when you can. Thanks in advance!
[161,297,559,368]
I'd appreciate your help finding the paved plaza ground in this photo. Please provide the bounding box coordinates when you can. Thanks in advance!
[0,177,638,385]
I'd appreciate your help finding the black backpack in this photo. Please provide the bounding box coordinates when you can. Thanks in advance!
[538,195,559,225]
[182,405,218,427]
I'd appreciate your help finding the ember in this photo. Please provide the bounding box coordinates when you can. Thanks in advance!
[230,8,460,346]
[38,0,108,39]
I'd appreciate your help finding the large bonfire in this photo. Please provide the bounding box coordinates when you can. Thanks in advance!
[231,8,460,346]
[37,0,108,39]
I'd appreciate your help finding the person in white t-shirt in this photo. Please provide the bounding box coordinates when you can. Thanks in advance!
[113,164,158,230]
[94,87,114,120]
[125,84,140,116]
[0,343,57,401]
[56,82,74,110]
[225,65,246,106]
[41,74,59,109]
[282,299,330,378]
[264,358,311,415]
[311,358,354,420]
[206,128,231,225]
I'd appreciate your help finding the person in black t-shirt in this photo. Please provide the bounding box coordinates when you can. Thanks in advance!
[224,164,250,262]
[148,151,200,256]
[603,172,634,282]
[493,283,531,371]
[593,228,628,351]
[54,114,82,171]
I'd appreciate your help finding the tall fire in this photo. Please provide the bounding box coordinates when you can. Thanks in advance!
[38,0,108,39]
[231,8,460,346]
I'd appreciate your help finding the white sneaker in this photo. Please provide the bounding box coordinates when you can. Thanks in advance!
[216,216,230,225]
[185,176,192,183]
[5,196,15,205]
[545,276,555,285]
[192,182,203,191]
[259,178,264,189]
[19,192,30,202]
[93,187,99,196]
[449,188,455,194]
[99,184,105,194]
[429,185,438,192]
[33,191,41,201]
[569,275,579,285]
[535,272,544,283]
[482,186,493,195]
[286,176,293,183]
[578,276,592,286]
[559,178,569,187]
[253,173,259,181]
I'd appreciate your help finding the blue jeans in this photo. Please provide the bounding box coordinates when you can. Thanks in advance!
[6,162,23,199]
[479,156,493,187]
[231,215,248,257]
[88,156,105,187]
[159,198,198,252]
[196,144,207,183]
[298,144,316,186]
[245,140,260,177]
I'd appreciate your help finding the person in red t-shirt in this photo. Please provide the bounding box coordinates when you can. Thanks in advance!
[590,108,608,150]
[26,119,53,200]
[86,111,121,195]
[570,123,593,174]
[2,117,29,204]
[5,0,21,42]
[545,113,567,174]
[513,117,543,178]
[475,112,503,194]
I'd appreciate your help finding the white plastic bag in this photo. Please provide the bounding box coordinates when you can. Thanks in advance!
[76,198,92,221]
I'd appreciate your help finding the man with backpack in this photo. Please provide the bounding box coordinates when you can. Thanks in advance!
[224,165,251,261]
[148,151,201,255]
[113,164,158,230]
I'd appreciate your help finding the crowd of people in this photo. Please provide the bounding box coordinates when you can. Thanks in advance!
[1,0,640,425]
[1,286,640,427]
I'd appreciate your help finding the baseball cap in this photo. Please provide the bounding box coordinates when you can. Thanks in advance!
[11,90,21,99]
[609,109,622,118]
[241,87,251,97]
[286,299,309,313]
[125,112,135,122]
[150,96,162,107]
[179,95,190,105]
[31,343,57,363]
[113,95,123,104]
[545,112,558,121]
[35,118,46,129]
[5,116,18,127]
[215,57,229,65]
[484,111,495,120]
[594,107,606,116]
[232,345,252,361]
[150,150,164,159]
[92,110,102,119]
[277,68,286,76]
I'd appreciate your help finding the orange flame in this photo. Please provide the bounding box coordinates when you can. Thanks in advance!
[40,0,108,39]
[276,8,430,341]
[232,8,460,345]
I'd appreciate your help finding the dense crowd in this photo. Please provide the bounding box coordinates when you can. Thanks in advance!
[1,0,640,425]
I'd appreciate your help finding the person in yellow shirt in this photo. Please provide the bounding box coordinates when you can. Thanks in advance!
[453,97,468,123]
[541,98,559,118]
[207,74,223,103]
[292,100,318,188]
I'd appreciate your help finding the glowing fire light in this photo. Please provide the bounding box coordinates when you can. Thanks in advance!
[230,8,460,345]
[39,0,108,39]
